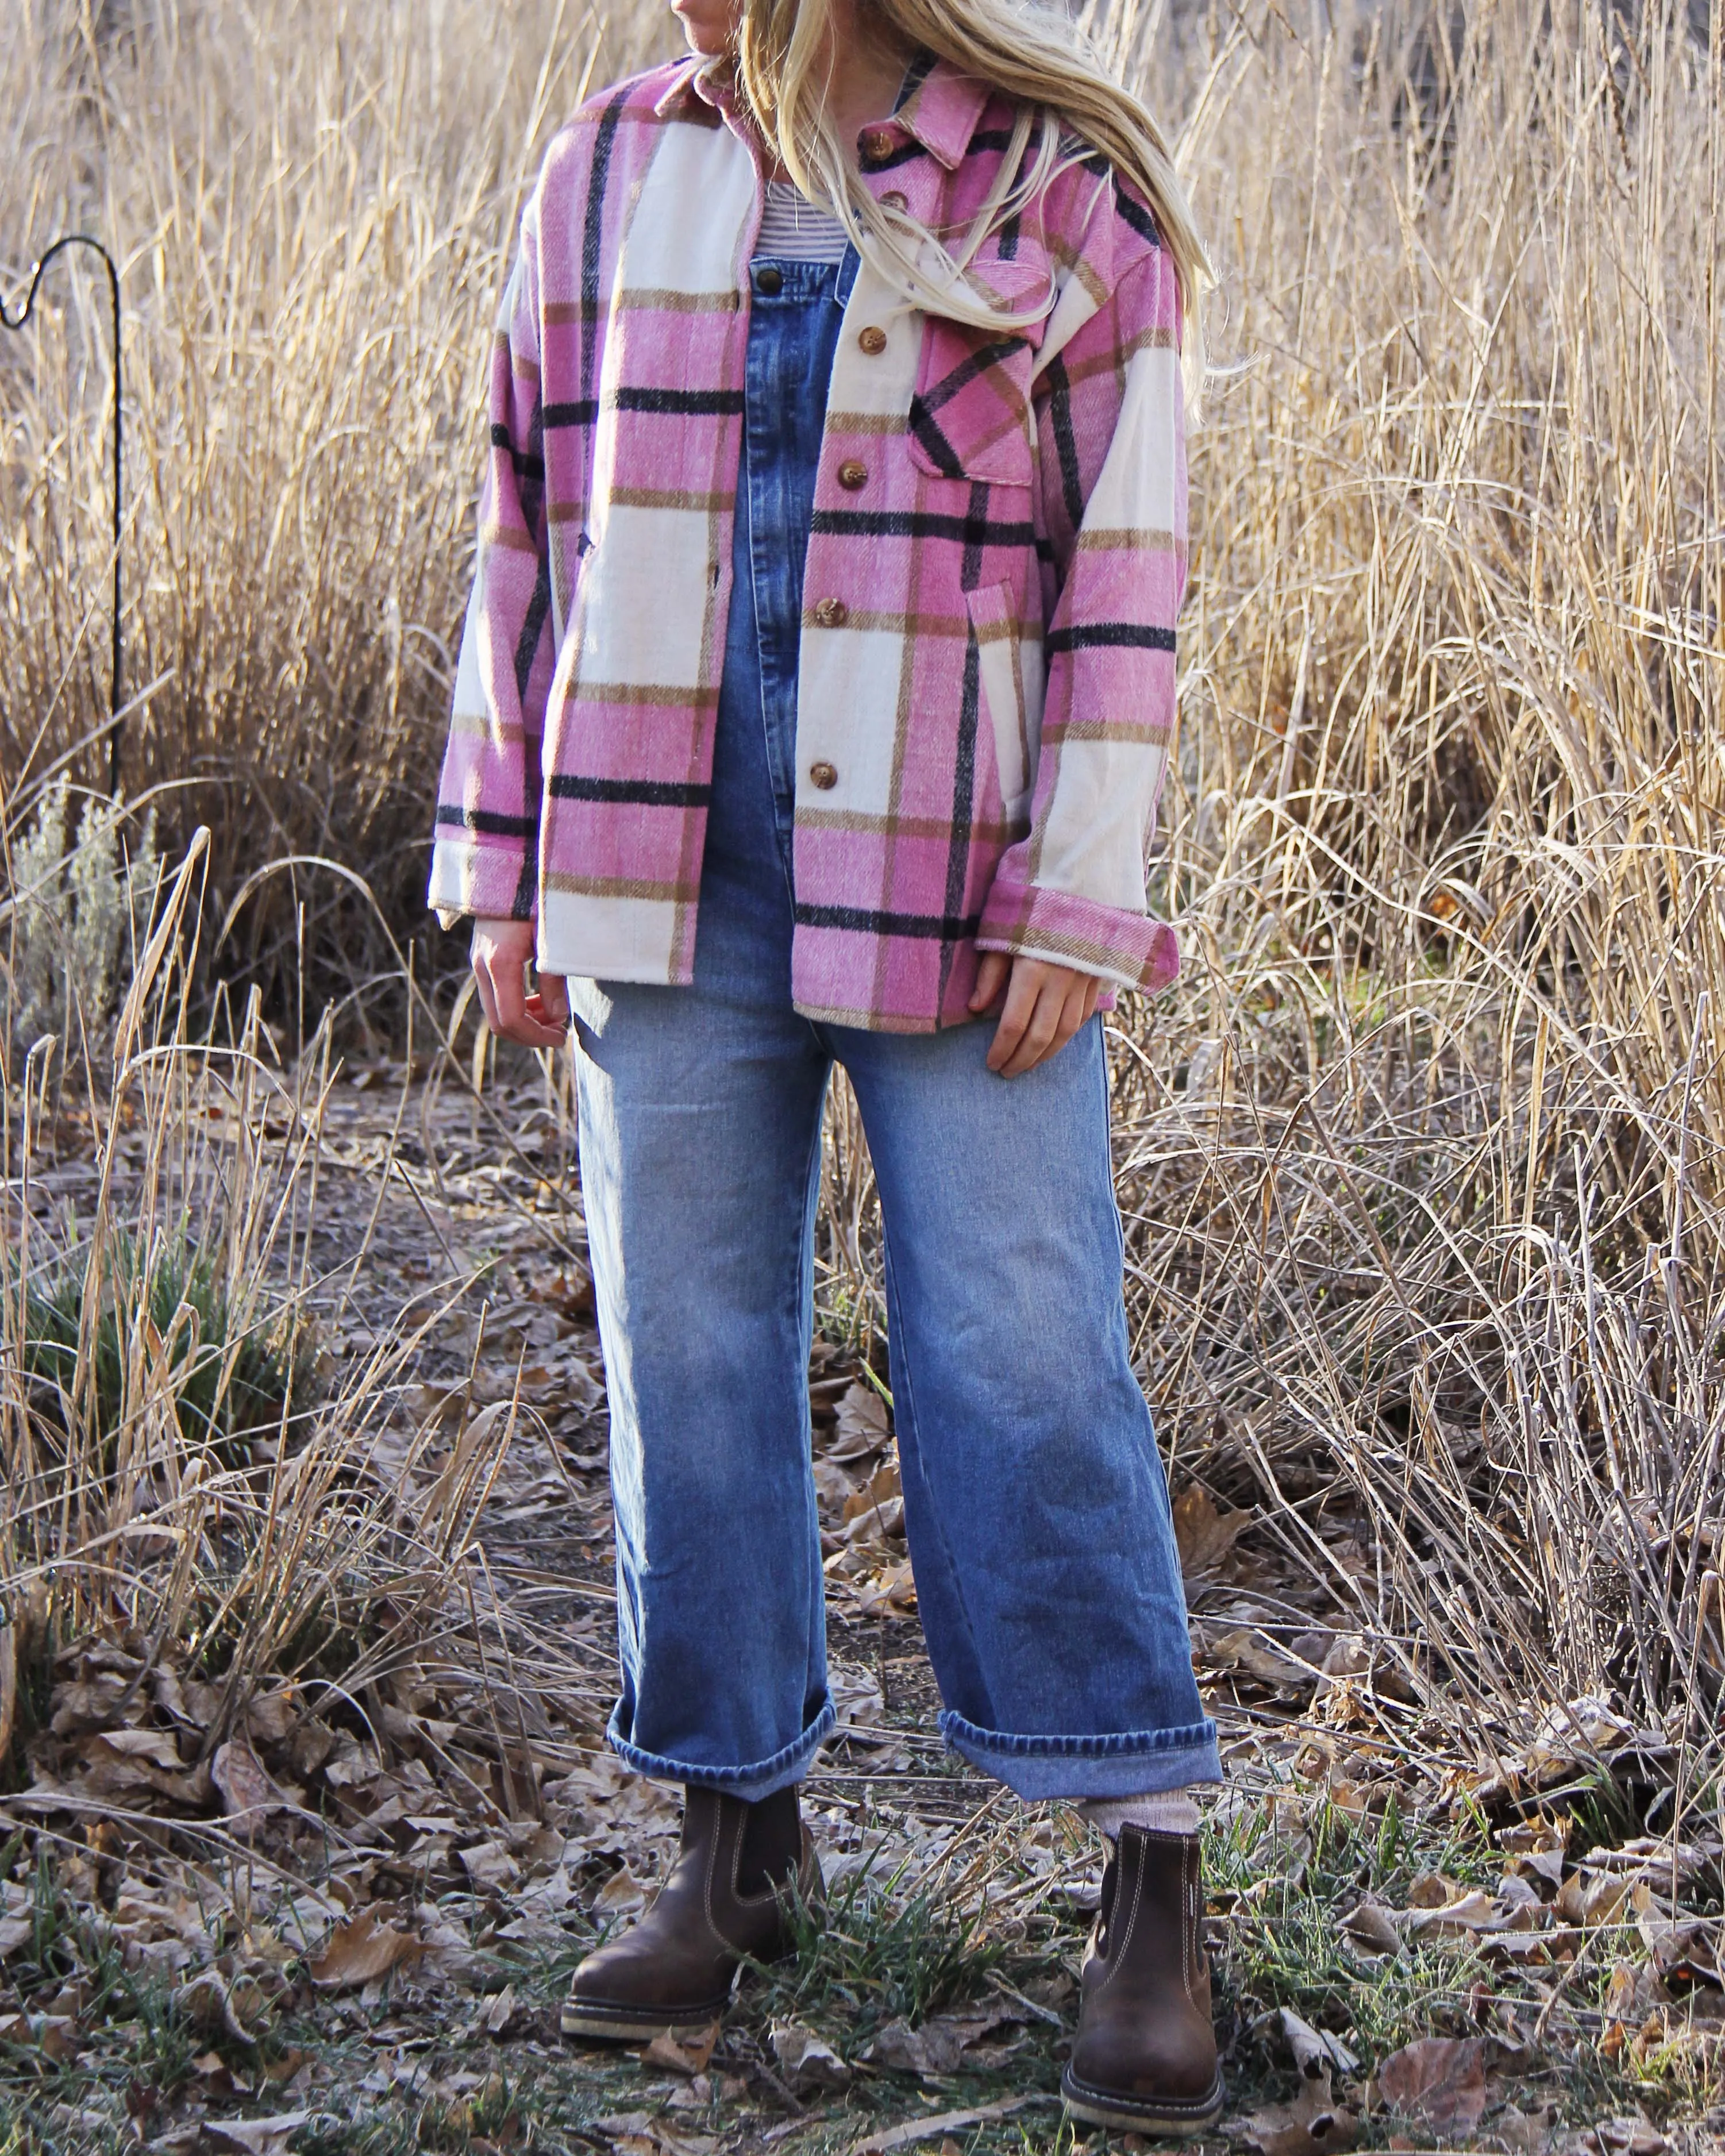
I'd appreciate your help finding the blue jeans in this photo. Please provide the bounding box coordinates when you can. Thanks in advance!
[570,253,1219,1803]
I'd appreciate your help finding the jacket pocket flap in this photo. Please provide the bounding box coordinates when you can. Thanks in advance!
[907,257,1049,487]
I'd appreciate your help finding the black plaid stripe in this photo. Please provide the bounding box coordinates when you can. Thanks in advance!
[436,806,540,837]
[549,775,713,806]
[793,903,984,939]
[1046,623,1178,654]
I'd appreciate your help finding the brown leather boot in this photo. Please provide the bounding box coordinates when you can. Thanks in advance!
[561,1784,820,2041]
[1061,1826,1225,2134]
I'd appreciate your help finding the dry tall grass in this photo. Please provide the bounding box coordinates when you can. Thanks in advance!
[2,0,1722,1808]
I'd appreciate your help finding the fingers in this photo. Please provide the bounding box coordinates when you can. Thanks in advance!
[530,971,570,1031]
[968,950,1011,1014]
[987,958,1103,1077]
[471,921,569,1050]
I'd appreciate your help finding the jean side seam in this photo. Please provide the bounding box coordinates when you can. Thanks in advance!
[881,1243,992,1701]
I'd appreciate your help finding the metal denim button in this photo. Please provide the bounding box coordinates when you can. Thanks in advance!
[756,265,783,295]
[861,128,896,162]
[813,597,848,627]
[838,459,868,491]
[809,760,838,790]
[858,325,887,355]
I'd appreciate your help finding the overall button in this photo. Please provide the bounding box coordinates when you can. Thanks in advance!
[858,325,887,355]
[861,128,896,163]
[755,265,783,295]
[837,459,868,491]
[813,597,849,627]
[881,190,908,212]
[809,761,839,790]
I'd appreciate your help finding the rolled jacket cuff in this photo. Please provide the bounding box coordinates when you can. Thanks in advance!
[976,876,1180,995]
[938,1710,1222,1801]
[427,834,537,925]
[606,1695,837,1803]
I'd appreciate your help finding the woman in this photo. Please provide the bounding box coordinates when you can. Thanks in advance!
[431,0,1222,2130]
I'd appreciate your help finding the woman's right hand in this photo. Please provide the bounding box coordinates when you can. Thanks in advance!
[470,917,570,1048]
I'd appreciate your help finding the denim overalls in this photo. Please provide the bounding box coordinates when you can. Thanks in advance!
[568,245,1218,1804]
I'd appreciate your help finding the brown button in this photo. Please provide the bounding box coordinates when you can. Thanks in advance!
[861,128,896,162]
[813,597,849,628]
[755,264,783,295]
[881,189,908,212]
[858,325,888,355]
[837,459,868,491]
[809,760,838,790]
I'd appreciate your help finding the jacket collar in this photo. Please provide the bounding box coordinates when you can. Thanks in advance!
[652,50,994,172]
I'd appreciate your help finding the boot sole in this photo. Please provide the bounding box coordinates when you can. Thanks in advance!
[560,1995,733,2044]
[1060,2063,1226,2136]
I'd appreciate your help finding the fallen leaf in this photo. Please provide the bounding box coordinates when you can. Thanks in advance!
[862,2007,1024,2078]
[1406,1888,1504,1939]
[213,1739,297,1828]
[1584,2122,1667,2155]
[1555,1872,1632,1928]
[1407,1870,1462,1908]
[642,2024,719,2076]
[594,1863,648,1916]
[309,1908,422,1991]
[1172,1485,1254,1581]
[829,1381,891,1462]
[1239,2072,1360,2156]
[0,1916,33,1957]
[173,1970,264,2046]
[459,1841,521,1894]
[484,1983,517,2034]
[842,1462,904,1535]
[1339,1900,1401,1955]
[203,2114,313,2155]
[1374,2035,1492,2132]
[1273,2007,1360,2078]
[245,1689,299,1745]
[1199,1625,1310,1687]
[1490,2103,1560,2153]
[771,2019,850,2091]
[34,2015,83,2062]
[850,1561,918,1618]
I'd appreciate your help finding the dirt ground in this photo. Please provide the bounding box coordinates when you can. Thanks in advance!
[3,1059,1721,2156]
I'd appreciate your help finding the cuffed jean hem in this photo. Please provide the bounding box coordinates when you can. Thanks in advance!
[606,1696,837,1803]
[938,1710,1223,1801]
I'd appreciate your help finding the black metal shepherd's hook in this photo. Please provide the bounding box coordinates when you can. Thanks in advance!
[1,236,124,798]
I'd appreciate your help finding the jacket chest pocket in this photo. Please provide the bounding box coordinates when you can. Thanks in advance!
[904,256,1049,488]
[907,319,1037,487]
[910,319,1030,489]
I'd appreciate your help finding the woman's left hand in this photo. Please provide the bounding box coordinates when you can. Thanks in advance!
[969,953,1104,1077]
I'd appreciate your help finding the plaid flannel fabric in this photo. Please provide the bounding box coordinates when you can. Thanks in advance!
[430,53,1188,1032]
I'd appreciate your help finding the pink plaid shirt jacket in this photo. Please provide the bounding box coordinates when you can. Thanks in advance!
[429,53,1188,1033]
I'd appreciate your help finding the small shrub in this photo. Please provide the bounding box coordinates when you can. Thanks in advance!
[7,777,159,1050]
[16,1228,306,1474]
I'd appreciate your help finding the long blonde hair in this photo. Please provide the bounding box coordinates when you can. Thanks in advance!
[732,0,1210,409]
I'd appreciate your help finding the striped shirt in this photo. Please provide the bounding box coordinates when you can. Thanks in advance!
[429,53,1188,1032]
[754,179,849,262]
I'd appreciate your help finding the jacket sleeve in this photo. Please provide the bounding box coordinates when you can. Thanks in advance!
[428,209,554,927]
[975,224,1187,992]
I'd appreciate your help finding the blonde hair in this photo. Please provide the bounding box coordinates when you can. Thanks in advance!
[732,0,1210,408]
